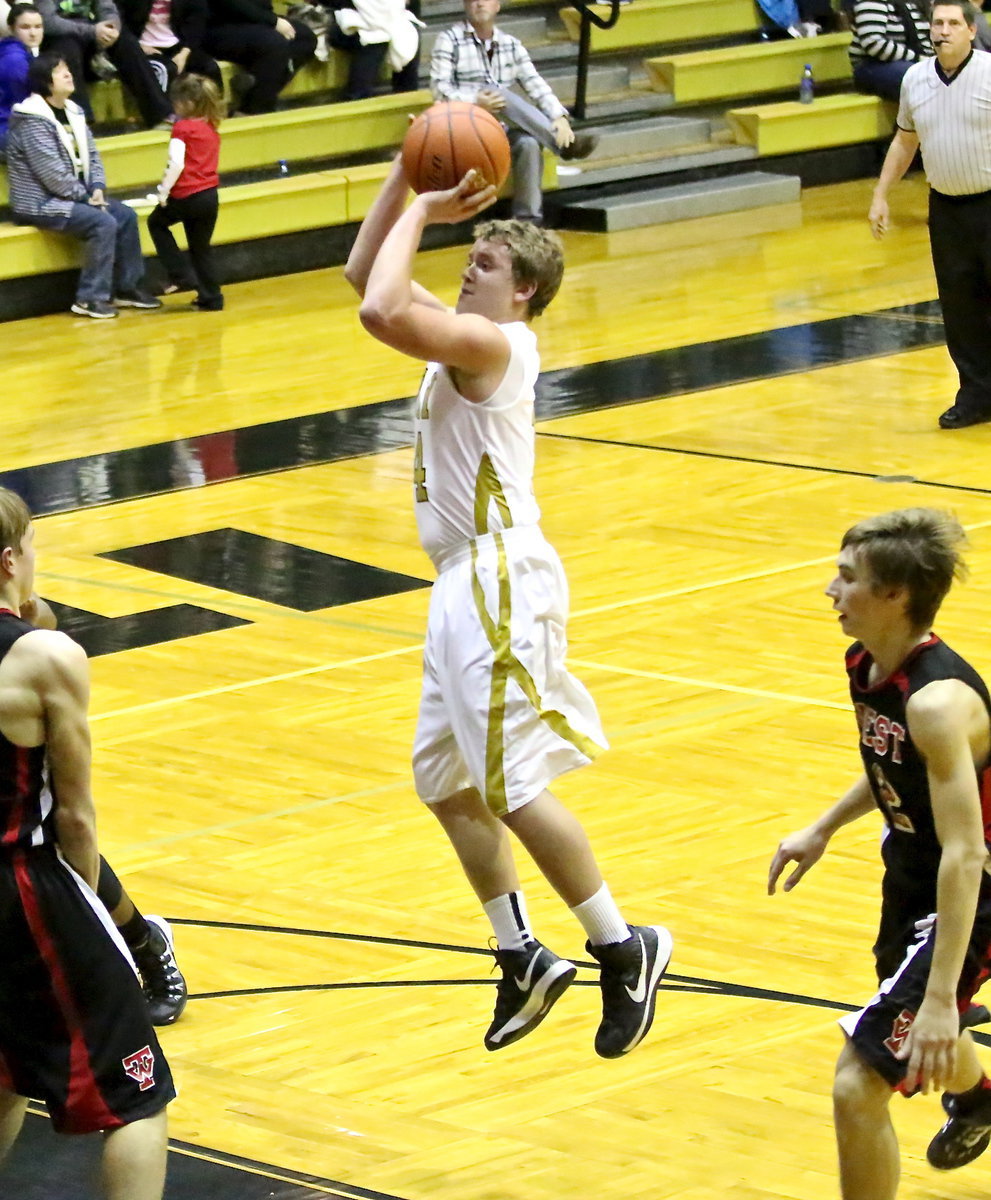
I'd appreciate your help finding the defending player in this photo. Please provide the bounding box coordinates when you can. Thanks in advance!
[769,509,991,1197]
[22,594,187,1026]
[0,488,173,1199]
[344,158,673,1058]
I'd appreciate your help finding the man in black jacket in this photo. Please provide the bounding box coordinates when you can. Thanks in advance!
[203,0,315,113]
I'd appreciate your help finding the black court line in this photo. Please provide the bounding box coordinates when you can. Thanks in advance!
[536,431,991,497]
[9,1108,409,1200]
[1,301,948,519]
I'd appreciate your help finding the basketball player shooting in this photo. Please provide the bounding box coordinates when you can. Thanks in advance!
[344,158,673,1058]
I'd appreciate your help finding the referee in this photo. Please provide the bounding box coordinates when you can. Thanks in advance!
[869,1,991,430]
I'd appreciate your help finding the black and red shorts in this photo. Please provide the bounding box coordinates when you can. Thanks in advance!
[0,845,175,1133]
[839,888,991,1091]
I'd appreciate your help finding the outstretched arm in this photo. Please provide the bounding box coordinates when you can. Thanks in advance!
[768,772,875,894]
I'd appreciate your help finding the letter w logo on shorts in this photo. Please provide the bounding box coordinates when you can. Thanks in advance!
[122,1045,156,1091]
[883,1009,915,1056]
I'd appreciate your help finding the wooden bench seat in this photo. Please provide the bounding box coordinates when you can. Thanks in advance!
[645,31,852,104]
[726,91,896,155]
[560,0,761,52]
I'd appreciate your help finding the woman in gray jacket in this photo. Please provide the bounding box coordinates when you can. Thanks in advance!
[6,51,161,316]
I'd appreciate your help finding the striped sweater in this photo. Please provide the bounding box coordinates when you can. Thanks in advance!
[849,0,932,65]
[5,93,105,223]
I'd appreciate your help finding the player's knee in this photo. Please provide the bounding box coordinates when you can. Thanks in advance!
[833,1047,888,1122]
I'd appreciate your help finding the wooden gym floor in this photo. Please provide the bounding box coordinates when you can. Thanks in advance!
[6,175,991,1200]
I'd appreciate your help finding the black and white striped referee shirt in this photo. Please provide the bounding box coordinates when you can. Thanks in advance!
[897,49,991,194]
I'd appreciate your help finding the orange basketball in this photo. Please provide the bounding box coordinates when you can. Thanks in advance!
[402,102,511,195]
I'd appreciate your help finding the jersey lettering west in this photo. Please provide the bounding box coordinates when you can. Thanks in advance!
[0,611,54,851]
[413,321,542,565]
[846,636,991,906]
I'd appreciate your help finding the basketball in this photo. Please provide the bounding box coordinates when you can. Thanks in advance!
[402,102,511,195]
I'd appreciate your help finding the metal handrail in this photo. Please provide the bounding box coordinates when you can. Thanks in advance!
[569,0,622,120]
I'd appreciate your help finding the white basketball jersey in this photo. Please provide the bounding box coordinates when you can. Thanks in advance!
[413,321,543,564]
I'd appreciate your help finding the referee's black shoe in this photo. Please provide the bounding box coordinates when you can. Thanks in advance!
[589,924,673,1058]
[939,403,991,429]
[484,941,576,1050]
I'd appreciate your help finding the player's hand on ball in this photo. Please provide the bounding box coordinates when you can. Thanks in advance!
[417,171,497,224]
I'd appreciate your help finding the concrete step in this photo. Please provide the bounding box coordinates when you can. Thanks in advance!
[558,168,800,229]
[582,113,712,158]
[545,61,630,104]
[553,140,756,189]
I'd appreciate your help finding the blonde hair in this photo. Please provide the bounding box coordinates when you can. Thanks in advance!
[169,74,225,127]
[841,508,968,630]
[0,489,31,557]
[472,218,564,318]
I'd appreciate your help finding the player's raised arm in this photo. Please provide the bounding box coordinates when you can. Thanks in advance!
[344,155,448,312]
[358,172,503,376]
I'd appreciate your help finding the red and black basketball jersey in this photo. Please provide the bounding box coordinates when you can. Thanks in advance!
[846,635,991,910]
[0,610,54,852]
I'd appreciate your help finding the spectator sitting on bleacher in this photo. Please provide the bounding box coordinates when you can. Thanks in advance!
[324,0,421,101]
[35,0,174,125]
[116,0,223,96]
[848,0,932,100]
[202,0,315,113]
[6,52,162,316]
[430,0,596,225]
[0,4,44,153]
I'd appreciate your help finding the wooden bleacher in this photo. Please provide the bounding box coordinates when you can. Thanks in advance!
[726,92,896,156]
[558,0,761,51]
[644,30,852,104]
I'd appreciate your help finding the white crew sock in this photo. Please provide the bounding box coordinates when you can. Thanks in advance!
[571,883,630,946]
[483,891,534,951]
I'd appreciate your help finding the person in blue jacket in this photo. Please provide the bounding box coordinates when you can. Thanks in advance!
[0,4,43,153]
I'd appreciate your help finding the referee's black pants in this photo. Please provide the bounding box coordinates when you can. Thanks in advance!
[929,188,991,415]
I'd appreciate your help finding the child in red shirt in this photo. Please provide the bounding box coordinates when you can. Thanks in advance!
[148,74,224,311]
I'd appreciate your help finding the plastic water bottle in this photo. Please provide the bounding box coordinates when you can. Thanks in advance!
[799,63,814,104]
[278,159,289,176]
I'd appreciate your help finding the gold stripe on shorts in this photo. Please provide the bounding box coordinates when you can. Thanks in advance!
[470,529,602,818]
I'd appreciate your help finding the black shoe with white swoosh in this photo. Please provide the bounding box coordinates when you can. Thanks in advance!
[484,941,577,1051]
[589,925,673,1058]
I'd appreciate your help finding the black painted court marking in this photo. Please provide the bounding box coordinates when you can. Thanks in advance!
[8,1107,409,1200]
[101,529,430,612]
[0,301,948,519]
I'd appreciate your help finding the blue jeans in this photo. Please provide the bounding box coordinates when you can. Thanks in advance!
[29,198,144,304]
[853,57,916,102]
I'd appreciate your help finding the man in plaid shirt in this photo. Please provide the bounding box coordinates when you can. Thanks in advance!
[430,0,596,223]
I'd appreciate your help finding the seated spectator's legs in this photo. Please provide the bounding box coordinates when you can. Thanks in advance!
[498,88,558,153]
[105,26,172,126]
[391,42,419,93]
[41,34,94,121]
[182,46,224,89]
[507,128,542,223]
[852,57,913,101]
[30,200,118,303]
[204,21,314,113]
[105,197,147,295]
[329,26,388,99]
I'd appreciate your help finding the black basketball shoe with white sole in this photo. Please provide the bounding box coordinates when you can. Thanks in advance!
[589,924,673,1059]
[484,941,576,1051]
